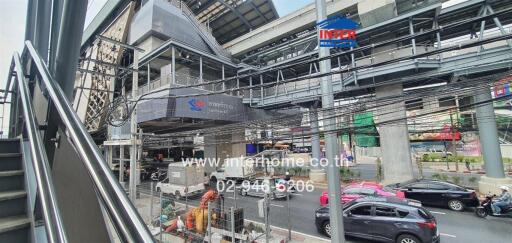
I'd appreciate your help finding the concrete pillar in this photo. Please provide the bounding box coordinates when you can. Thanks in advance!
[475,89,512,193]
[310,109,321,166]
[203,133,246,174]
[203,135,217,174]
[309,107,326,182]
[375,83,414,184]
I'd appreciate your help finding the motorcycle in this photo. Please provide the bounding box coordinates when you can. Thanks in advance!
[150,170,167,181]
[475,194,512,218]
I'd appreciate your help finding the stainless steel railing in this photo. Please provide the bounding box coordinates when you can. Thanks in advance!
[8,53,68,243]
[5,41,154,243]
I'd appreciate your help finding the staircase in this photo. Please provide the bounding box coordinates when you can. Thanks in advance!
[0,138,30,242]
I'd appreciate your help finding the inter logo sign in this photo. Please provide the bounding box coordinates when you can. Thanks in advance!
[317,16,358,48]
[188,98,206,111]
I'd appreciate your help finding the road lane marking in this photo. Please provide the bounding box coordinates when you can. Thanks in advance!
[244,219,330,242]
[430,211,446,215]
[270,204,284,208]
[225,197,235,199]
[440,233,456,238]
[293,193,303,196]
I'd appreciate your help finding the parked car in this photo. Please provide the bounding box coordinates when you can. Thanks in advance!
[315,197,439,243]
[427,149,453,158]
[240,177,287,199]
[320,182,405,206]
[385,179,479,211]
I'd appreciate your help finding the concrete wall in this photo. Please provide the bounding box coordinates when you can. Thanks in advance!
[500,144,512,159]
[357,0,397,27]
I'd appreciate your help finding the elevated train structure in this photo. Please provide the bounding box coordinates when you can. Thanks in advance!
[80,0,512,189]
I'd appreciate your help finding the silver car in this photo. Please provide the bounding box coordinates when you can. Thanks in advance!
[240,177,287,199]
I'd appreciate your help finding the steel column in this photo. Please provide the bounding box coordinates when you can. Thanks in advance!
[249,76,253,105]
[199,55,203,84]
[120,146,125,182]
[51,0,87,98]
[260,75,264,105]
[34,0,52,62]
[315,0,344,242]
[24,0,37,44]
[171,46,176,84]
[222,65,226,91]
[49,0,62,71]
[350,46,357,87]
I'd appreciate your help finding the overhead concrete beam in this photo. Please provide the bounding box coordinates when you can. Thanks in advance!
[223,0,360,56]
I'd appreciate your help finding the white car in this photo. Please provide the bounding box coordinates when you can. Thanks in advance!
[155,178,204,199]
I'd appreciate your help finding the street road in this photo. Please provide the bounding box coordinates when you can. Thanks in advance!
[140,182,512,243]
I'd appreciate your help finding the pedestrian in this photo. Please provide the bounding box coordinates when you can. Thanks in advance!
[465,160,471,172]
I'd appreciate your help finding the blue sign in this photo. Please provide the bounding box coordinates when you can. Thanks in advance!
[188,98,205,111]
[317,16,358,48]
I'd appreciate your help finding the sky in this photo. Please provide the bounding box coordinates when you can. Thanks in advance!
[0,0,312,88]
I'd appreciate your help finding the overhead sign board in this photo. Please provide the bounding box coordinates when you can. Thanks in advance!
[317,16,358,48]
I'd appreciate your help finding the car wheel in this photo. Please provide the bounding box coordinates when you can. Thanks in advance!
[396,234,420,243]
[322,221,332,238]
[448,199,464,211]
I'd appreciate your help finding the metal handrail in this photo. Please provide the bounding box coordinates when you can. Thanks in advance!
[9,53,68,243]
[9,41,154,242]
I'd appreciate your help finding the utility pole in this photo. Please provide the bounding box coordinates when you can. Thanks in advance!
[450,109,458,172]
[315,0,345,242]
[129,50,139,202]
[264,192,270,243]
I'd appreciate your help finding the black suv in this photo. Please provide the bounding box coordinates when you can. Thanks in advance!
[385,179,479,211]
[315,197,440,243]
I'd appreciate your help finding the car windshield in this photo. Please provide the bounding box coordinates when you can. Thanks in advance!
[342,200,358,209]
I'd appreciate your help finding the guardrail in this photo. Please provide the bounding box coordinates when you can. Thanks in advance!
[4,41,155,242]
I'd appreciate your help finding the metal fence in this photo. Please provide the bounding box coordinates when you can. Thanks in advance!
[134,183,253,242]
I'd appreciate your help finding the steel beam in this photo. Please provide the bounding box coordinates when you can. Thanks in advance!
[217,0,253,30]
[485,5,512,48]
